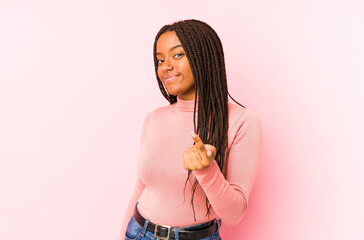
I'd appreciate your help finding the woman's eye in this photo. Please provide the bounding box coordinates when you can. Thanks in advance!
[157,53,183,65]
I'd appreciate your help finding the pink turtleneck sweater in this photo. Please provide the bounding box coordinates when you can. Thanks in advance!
[118,96,262,239]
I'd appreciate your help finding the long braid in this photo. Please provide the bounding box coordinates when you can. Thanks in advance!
[153,19,246,221]
[197,22,229,214]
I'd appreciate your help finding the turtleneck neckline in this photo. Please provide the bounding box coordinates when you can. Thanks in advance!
[175,95,199,113]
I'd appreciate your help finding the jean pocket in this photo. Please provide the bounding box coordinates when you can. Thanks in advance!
[212,234,222,240]
[212,230,222,240]
[125,216,143,240]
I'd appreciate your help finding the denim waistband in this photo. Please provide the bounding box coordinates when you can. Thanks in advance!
[131,202,222,240]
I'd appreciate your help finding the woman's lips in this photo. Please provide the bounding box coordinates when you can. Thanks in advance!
[164,75,179,84]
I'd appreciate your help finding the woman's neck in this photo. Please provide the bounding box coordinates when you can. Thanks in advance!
[175,95,199,113]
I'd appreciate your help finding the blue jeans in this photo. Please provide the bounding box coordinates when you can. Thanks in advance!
[124,215,222,240]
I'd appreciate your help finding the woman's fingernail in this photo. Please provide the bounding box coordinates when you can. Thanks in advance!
[207,151,211,156]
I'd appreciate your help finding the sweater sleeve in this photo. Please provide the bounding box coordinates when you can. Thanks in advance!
[192,109,263,226]
[118,175,145,240]
[117,111,154,240]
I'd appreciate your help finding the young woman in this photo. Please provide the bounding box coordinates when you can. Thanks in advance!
[119,19,263,240]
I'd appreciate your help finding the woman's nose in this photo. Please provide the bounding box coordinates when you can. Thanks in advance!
[161,59,173,72]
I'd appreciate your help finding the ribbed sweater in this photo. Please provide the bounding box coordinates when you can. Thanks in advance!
[118,95,263,239]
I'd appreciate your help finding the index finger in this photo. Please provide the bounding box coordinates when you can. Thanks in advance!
[191,131,206,152]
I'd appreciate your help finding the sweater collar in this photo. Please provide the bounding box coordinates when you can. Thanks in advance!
[175,95,199,113]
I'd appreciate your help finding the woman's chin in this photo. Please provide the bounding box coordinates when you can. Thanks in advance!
[166,89,180,96]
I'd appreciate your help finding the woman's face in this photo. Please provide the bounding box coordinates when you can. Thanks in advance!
[156,31,196,100]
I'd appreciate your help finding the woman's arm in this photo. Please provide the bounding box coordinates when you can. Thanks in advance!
[118,175,145,240]
[118,111,153,239]
[192,109,263,226]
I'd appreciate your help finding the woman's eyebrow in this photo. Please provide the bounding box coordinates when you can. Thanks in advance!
[156,44,183,56]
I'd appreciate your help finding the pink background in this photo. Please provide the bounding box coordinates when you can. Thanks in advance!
[0,0,363,239]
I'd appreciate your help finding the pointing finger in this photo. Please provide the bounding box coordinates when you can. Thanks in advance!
[190,131,206,153]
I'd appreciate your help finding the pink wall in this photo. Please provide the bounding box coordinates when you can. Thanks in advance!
[0,0,363,239]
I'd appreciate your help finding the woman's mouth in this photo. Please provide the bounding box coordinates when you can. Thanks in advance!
[164,75,179,84]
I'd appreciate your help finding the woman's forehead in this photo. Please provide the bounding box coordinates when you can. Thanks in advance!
[156,31,183,53]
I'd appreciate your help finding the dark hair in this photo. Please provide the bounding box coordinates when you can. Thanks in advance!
[153,19,245,221]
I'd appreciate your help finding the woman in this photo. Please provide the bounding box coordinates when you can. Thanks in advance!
[119,19,262,240]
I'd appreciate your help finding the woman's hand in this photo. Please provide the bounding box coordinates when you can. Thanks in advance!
[182,131,217,171]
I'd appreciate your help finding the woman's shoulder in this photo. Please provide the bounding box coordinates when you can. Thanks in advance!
[142,103,174,122]
[228,102,260,124]
[227,102,262,146]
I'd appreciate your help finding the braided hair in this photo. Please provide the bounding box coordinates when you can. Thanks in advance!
[153,19,245,221]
